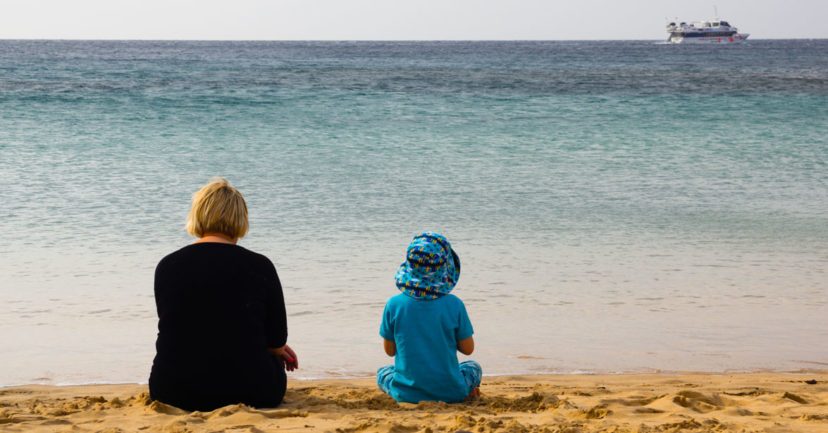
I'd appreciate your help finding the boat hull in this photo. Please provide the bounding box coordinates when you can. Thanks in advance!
[669,33,750,44]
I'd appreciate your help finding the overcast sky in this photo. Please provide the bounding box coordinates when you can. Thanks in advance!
[1,0,826,40]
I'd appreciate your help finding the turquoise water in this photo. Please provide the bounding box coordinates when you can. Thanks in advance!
[1,40,826,385]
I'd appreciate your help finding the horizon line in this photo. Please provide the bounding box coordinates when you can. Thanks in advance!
[2,37,827,42]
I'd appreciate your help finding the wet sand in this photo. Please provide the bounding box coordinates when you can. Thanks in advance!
[1,372,826,433]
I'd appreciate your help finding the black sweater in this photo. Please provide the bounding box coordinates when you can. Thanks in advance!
[149,243,288,411]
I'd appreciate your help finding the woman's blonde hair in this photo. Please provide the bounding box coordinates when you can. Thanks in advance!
[186,177,249,240]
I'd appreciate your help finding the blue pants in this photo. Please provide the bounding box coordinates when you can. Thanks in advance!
[377,360,482,398]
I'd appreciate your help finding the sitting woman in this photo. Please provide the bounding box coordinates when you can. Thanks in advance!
[149,177,298,411]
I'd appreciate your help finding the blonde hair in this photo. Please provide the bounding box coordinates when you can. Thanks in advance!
[186,177,249,240]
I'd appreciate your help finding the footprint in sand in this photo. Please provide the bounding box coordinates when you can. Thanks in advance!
[671,390,724,413]
[223,425,266,433]
[723,388,770,397]
[633,407,665,414]
[584,404,612,419]
[782,392,808,404]
[601,394,665,407]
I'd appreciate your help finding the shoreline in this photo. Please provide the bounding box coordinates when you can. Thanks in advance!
[5,368,827,389]
[2,372,826,432]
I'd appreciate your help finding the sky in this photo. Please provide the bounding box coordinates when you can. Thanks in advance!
[1,0,826,40]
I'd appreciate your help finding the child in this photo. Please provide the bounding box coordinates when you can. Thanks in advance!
[377,232,482,403]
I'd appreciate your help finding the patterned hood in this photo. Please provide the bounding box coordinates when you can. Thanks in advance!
[395,232,461,300]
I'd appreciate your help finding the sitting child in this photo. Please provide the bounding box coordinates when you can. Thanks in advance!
[377,232,482,403]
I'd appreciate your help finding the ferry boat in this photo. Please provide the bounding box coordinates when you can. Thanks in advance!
[666,19,749,44]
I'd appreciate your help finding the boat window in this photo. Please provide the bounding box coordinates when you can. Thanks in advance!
[713,22,720,27]
[721,21,729,26]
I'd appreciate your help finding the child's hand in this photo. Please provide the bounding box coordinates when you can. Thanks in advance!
[383,339,397,357]
[457,337,474,356]
[269,344,299,371]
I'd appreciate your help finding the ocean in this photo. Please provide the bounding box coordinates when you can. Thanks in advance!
[0,40,826,386]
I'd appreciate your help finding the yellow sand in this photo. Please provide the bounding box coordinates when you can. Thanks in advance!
[1,373,827,432]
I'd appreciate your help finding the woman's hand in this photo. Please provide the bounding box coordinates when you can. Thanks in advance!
[269,344,299,371]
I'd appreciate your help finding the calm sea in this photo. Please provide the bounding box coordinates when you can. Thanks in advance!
[1,40,826,385]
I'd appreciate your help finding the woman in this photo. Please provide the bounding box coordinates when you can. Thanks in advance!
[149,177,298,411]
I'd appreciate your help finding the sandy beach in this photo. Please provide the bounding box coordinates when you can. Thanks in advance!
[1,372,826,432]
